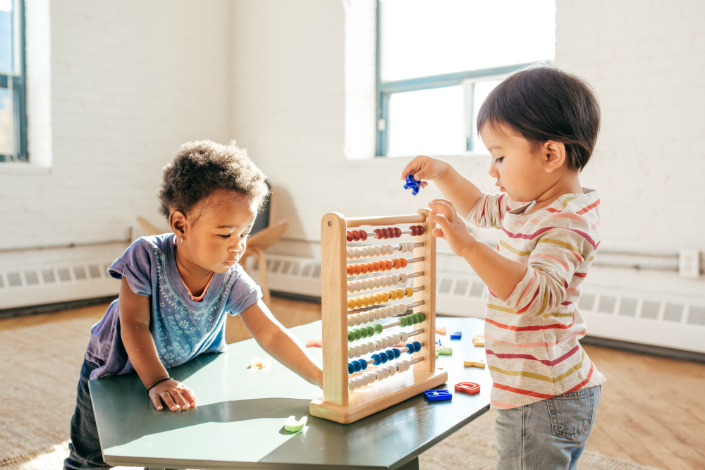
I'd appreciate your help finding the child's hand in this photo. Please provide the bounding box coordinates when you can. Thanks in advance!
[149,379,197,412]
[428,199,477,258]
[401,155,449,189]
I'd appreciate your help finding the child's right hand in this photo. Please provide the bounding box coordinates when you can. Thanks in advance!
[401,155,450,188]
[149,379,197,412]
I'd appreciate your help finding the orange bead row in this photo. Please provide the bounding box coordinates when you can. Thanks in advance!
[346,257,408,276]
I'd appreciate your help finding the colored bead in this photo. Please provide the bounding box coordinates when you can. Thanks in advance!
[375,369,385,380]
[348,363,354,374]
[347,265,353,276]
[382,228,390,239]
[358,359,368,370]
[400,316,407,327]
[410,226,418,236]
[405,287,414,297]
[374,293,384,304]
[396,288,405,298]
[386,260,394,270]
[374,245,382,256]
[374,323,383,334]
[353,264,361,275]
[400,258,408,268]
[354,361,362,372]
[358,263,367,275]
[348,331,355,342]
[380,352,388,363]
[347,231,354,242]
[360,231,368,241]
[353,297,362,308]
[393,227,401,238]
[366,262,374,273]
[372,354,381,366]
[371,261,380,271]
[347,299,354,310]
[418,312,426,322]
[400,331,409,342]
[352,230,360,241]
[360,327,369,339]
[413,341,422,352]
[393,348,401,359]
[366,325,375,337]
[374,228,383,239]
[354,329,362,341]
[418,226,425,235]
[380,291,389,303]
[406,344,414,354]
[399,272,407,283]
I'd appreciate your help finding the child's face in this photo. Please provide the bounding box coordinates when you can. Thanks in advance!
[480,123,557,203]
[180,190,257,274]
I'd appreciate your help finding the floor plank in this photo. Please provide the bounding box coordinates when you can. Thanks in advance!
[1,300,704,469]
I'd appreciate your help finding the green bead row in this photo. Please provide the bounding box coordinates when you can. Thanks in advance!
[347,312,426,343]
[348,323,384,342]
[399,312,425,327]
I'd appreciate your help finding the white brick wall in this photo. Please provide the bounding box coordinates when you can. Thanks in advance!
[0,0,231,266]
[229,0,705,298]
[1,0,703,304]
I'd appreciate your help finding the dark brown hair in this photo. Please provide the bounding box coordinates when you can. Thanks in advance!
[477,65,600,171]
[158,140,269,220]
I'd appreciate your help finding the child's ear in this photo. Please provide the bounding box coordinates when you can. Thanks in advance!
[169,210,188,237]
[543,140,567,173]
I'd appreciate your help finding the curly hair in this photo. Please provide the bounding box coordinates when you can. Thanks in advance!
[158,140,269,220]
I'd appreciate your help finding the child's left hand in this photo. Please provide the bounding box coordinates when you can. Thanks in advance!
[427,199,476,258]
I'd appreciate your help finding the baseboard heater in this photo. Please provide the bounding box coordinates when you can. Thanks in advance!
[245,255,705,355]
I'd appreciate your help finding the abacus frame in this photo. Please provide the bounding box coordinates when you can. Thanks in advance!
[309,210,448,424]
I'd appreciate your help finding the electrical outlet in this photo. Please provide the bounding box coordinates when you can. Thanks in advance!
[679,249,700,278]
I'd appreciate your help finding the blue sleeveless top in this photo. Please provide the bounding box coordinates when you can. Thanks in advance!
[85,233,261,379]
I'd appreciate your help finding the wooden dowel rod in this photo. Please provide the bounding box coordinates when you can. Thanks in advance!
[345,213,426,227]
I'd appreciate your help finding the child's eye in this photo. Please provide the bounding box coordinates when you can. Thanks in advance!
[218,234,231,239]
[495,157,504,163]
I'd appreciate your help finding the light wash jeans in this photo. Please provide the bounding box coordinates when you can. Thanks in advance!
[495,385,601,470]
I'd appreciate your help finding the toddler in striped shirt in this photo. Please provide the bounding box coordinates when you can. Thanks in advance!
[402,65,605,470]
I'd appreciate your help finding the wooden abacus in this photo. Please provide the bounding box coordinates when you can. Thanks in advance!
[309,210,448,424]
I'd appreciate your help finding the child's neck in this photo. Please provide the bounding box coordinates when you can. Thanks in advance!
[525,172,583,215]
[174,244,214,298]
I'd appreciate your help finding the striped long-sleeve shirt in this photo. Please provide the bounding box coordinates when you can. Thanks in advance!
[467,189,605,409]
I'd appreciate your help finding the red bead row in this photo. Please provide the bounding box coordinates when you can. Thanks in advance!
[373,227,402,239]
[410,225,425,236]
[346,230,369,242]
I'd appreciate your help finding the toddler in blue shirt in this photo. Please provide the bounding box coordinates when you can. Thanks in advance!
[64,140,323,469]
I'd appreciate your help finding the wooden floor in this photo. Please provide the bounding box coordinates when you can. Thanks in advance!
[2,297,704,470]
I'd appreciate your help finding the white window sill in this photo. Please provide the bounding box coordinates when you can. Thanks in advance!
[0,163,52,175]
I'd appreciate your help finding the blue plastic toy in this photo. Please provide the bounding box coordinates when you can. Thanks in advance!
[424,390,452,402]
[404,174,421,196]
[450,331,462,340]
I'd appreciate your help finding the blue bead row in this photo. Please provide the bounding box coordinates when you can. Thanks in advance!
[347,341,422,375]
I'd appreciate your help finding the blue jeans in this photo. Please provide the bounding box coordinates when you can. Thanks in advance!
[64,359,111,470]
[494,385,601,470]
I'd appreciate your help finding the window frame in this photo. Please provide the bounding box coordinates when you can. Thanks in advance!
[374,0,543,157]
[0,0,28,162]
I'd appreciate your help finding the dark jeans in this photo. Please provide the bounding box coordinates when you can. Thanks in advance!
[64,359,111,470]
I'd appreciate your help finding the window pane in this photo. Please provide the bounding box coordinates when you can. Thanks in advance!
[381,0,555,81]
[0,0,13,74]
[471,79,502,153]
[0,87,15,154]
[387,86,464,157]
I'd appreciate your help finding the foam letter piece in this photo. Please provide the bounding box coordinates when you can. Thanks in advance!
[472,334,484,347]
[250,357,271,369]
[306,339,322,348]
[284,415,308,433]
[436,326,447,335]
[464,359,486,368]
[437,346,452,356]
[450,331,462,340]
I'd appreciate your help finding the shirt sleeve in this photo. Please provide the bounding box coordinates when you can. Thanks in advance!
[107,238,154,297]
[466,192,512,229]
[225,265,263,315]
[502,226,596,315]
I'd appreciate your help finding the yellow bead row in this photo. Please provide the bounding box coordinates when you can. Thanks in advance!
[347,287,414,311]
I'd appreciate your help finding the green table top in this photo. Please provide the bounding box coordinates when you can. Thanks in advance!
[90,317,491,469]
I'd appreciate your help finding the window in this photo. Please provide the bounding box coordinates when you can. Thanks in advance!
[376,0,555,157]
[0,0,27,162]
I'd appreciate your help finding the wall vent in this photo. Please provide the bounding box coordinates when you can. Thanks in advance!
[618,297,638,317]
[7,272,22,287]
[469,282,485,297]
[579,293,596,311]
[640,300,660,320]
[57,268,72,282]
[24,271,40,286]
[663,303,684,323]
[597,295,617,314]
[0,274,4,288]
[687,306,705,326]
[439,279,453,295]
[453,279,469,296]
[42,269,56,283]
